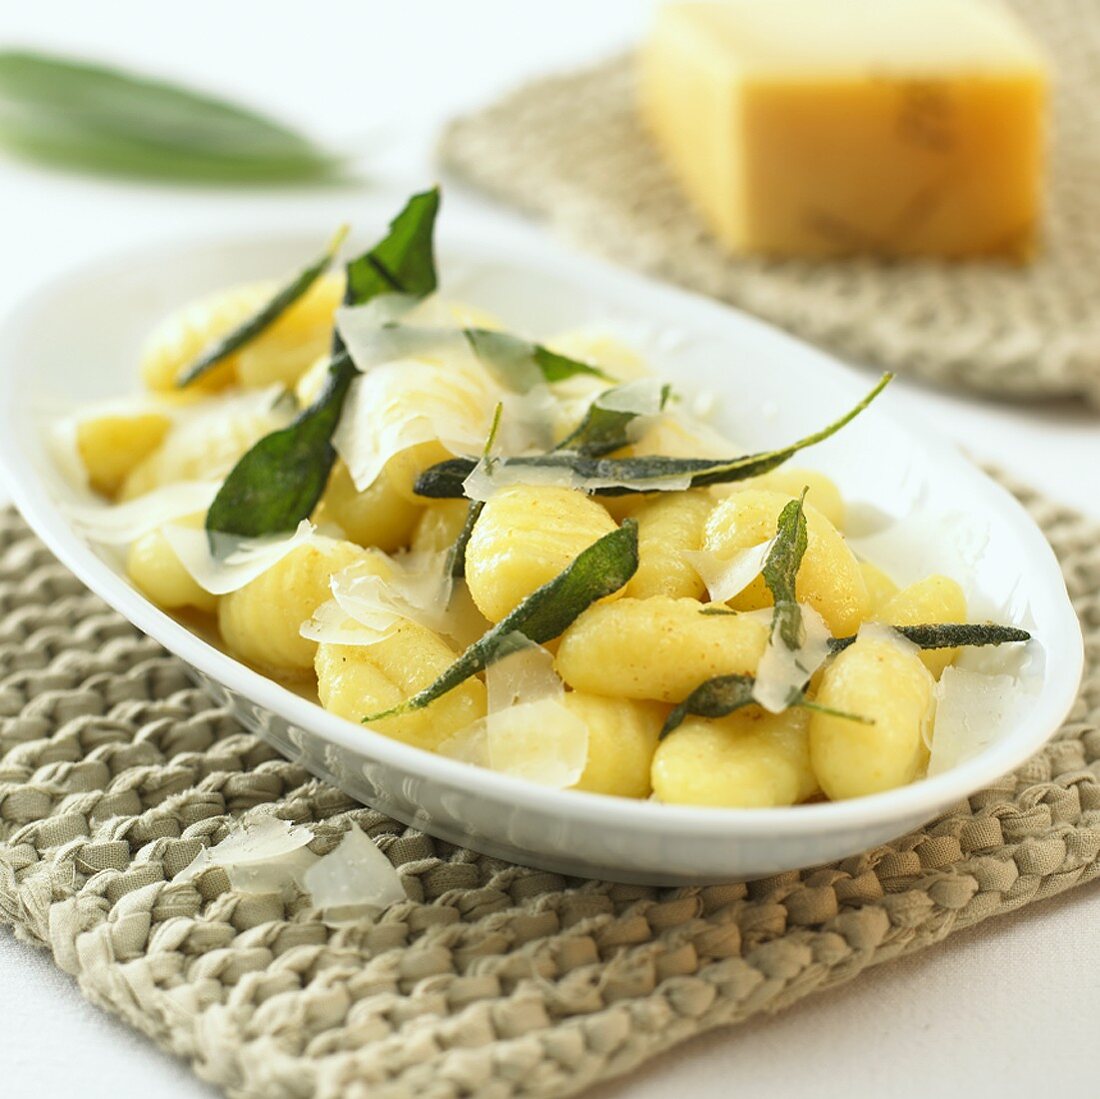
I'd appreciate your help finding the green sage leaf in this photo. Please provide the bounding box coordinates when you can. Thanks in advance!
[761,490,809,651]
[0,51,343,182]
[363,520,640,723]
[659,672,870,737]
[204,352,355,542]
[555,383,672,457]
[414,374,892,498]
[829,623,1031,653]
[206,190,441,547]
[177,225,348,388]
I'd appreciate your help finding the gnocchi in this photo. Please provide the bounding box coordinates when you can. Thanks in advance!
[58,195,1027,812]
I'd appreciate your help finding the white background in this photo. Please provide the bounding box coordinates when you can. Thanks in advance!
[0,3,1097,1096]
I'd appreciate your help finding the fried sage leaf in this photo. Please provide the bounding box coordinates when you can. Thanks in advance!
[662,620,1032,736]
[761,491,809,650]
[206,190,441,547]
[363,520,639,723]
[415,374,892,498]
[829,623,1031,653]
[555,383,672,457]
[178,225,348,388]
[0,51,342,182]
[658,674,857,737]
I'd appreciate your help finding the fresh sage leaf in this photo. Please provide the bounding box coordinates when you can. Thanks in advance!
[0,51,343,182]
[177,225,348,388]
[555,383,672,457]
[414,374,892,498]
[363,520,640,723]
[206,190,441,547]
[829,623,1031,653]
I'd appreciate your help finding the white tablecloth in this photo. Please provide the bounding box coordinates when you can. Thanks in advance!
[0,3,1096,1095]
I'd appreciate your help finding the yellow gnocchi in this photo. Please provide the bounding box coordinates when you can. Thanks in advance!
[703,488,869,635]
[877,575,967,678]
[556,596,769,702]
[809,631,935,800]
[219,539,366,677]
[318,461,422,553]
[625,489,712,599]
[564,692,667,798]
[652,707,818,807]
[76,412,171,497]
[465,485,619,623]
[316,623,486,751]
[126,520,217,614]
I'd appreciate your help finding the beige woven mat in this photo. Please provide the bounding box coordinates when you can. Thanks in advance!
[0,482,1098,1099]
[438,0,1100,407]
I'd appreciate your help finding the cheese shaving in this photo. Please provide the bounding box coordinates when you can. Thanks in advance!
[752,603,833,713]
[927,667,1017,776]
[65,480,221,545]
[175,814,316,896]
[685,539,774,604]
[163,518,317,595]
[302,549,453,646]
[439,638,589,788]
[333,360,494,492]
[301,824,406,915]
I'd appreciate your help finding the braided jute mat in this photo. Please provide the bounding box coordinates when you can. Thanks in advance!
[439,0,1100,407]
[0,480,1098,1099]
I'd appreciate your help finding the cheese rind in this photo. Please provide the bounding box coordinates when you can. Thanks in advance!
[639,0,1048,260]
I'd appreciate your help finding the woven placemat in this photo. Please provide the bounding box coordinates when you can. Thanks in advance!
[0,480,1097,1099]
[439,0,1100,407]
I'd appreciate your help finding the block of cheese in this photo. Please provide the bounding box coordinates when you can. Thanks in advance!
[639,0,1048,261]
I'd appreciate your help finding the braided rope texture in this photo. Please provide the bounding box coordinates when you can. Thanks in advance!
[438,0,1100,407]
[0,485,1097,1099]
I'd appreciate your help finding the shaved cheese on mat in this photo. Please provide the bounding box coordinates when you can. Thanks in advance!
[65,480,221,545]
[302,824,406,914]
[175,814,317,896]
[333,361,493,492]
[163,519,317,595]
[302,549,453,646]
[927,667,1017,776]
[752,603,833,714]
[685,539,774,604]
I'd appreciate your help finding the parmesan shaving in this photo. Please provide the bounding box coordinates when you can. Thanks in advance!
[752,603,832,713]
[163,519,317,595]
[927,667,1017,776]
[333,360,494,492]
[301,824,406,914]
[175,815,316,896]
[65,480,220,545]
[450,638,589,788]
[685,539,774,604]
[302,548,454,646]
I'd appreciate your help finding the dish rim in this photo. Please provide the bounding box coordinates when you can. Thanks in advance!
[0,217,1084,842]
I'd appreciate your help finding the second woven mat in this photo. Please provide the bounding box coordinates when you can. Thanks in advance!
[439,0,1100,407]
[0,476,1098,1099]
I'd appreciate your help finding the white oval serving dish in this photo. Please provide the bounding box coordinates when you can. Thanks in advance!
[0,203,1082,885]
